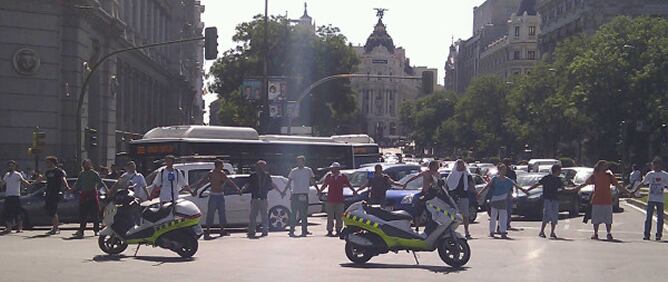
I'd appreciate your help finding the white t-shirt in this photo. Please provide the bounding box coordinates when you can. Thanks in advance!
[288,167,314,195]
[642,170,668,203]
[2,171,26,197]
[152,168,186,203]
[120,172,148,201]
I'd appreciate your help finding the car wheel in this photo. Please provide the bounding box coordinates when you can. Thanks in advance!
[268,205,290,231]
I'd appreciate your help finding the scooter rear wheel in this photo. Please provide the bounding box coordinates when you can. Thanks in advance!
[98,235,128,255]
[438,238,471,268]
[175,234,198,258]
[344,241,373,264]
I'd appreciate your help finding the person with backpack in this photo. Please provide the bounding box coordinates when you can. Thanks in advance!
[71,159,108,238]
[151,155,189,205]
[573,160,630,241]
[477,164,525,239]
[445,159,475,239]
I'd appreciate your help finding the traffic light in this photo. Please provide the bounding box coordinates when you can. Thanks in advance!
[32,129,46,150]
[85,127,98,148]
[204,27,218,60]
[421,71,434,94]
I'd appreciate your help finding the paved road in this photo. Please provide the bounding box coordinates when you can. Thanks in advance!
[0,201,666,282]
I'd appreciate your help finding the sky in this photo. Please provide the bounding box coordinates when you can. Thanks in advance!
[200,0,487,122]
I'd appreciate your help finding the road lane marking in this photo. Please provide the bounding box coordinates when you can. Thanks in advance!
[623,202,668,232]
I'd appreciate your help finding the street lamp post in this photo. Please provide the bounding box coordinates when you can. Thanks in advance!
[260,0,270,133]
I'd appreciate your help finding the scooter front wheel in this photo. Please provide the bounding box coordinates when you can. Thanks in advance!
[438,238,471,268]
[344,241,373,264]
[98,235,128,255]
[175,234,198,258]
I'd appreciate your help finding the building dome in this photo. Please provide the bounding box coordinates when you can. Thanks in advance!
[364,19,395,53]
[517,0,537,16]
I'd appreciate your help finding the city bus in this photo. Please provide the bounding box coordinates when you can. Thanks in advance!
[128,126,380,176]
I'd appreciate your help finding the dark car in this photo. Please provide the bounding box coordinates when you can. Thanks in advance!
[319,164,422,209]
[0,178,116,228]
[391,171,486,223]
[563,167,621,213]
[512,173,580,219]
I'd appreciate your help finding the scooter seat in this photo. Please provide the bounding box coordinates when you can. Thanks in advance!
[364,206,413,221]
[142,203,172,223]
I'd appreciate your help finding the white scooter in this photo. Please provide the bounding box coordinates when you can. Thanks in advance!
[98,189,203,258]
[341,182,471,267]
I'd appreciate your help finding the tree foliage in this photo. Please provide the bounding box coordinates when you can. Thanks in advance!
[208,16,360,135]
[401,16,668,164]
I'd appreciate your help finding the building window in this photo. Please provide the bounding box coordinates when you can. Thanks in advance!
[362,90,370,114]
[514,50,521,60]
[389,122,396,136]
[528,50,536,60]
[514,26,520,37]
[528,26,536,36]
[375,90,383,114]
[388,91,395,116]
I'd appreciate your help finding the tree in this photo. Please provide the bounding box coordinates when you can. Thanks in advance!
[399,91,458,154]
[208,16,360,134]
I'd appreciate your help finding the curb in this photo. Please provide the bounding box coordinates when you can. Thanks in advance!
[625,198,668,221]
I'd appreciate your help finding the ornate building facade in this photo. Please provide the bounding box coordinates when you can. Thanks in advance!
[444,0,522,93]
[537,0,668,54]
[479,1,541,79]
[351,11,437,142]
[0,0,205,172]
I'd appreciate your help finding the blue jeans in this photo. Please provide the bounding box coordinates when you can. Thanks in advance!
[206,194,226,227]
[644,201,664,238]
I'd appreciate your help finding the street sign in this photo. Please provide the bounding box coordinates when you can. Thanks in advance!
[241,79,262,100]
[268,79,287,101]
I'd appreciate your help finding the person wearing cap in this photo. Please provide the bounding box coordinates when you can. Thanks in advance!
[242,160,284,238]
[319,162,357,237]
[151,155,189,204]
[1,160,32,234]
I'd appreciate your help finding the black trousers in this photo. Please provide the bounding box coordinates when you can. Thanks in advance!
[78,199,100,233]
[4,196,22,224]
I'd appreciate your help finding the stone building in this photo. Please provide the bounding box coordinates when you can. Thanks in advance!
[538,0,668,54]
[351,12,437,142]
[444,0,522,93]
[479,1,541,80]
[0,0,205,172]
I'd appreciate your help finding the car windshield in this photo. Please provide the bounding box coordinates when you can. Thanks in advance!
[573,169,593,185]
[516,174,546,187]
[188,169,211,185]
[348,171,371,187]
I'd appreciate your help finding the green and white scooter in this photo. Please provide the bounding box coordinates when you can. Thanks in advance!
[341,186,471,267]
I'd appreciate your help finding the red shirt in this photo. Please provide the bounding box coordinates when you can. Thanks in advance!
[587,171,619,205]
[324,173,352,203]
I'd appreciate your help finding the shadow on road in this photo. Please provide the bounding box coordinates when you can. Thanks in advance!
[91,254,195,265]
[340,263,468,274]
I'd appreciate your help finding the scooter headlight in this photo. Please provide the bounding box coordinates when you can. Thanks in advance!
[401,194,413,204]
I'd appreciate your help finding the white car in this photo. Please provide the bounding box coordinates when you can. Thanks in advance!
[145,162,236,195]
[183,174,321,231]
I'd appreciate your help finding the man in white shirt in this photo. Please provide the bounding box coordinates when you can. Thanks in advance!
[2,160,31,234]
[151,155,189,205]
[641,158,668,241]
[285,156,318,237]
[112,161,149,202]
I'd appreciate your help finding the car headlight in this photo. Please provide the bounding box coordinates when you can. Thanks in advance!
[401,195,413,204]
